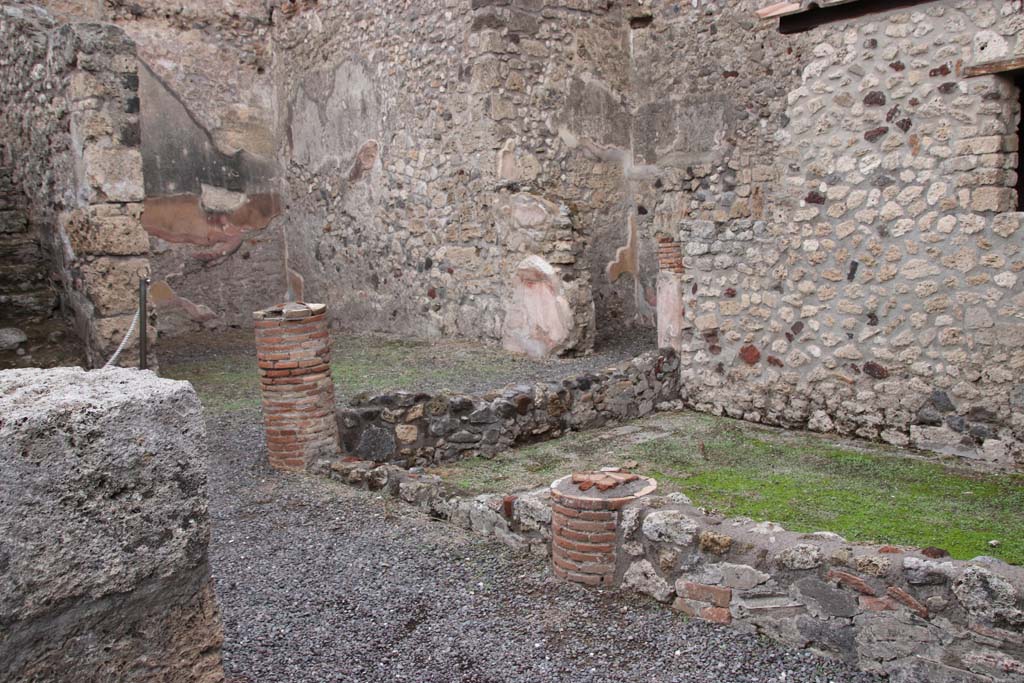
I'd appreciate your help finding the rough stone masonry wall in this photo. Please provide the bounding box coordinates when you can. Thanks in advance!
[334,349,680,466]
[272,0,645,347]
[35,0,285,338]
[0,4,152,367]
[631,0,1024,470]
[321,464,1024,683]
[0,367,223,682]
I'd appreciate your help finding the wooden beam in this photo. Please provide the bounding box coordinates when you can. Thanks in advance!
[964,57,1024,79]
[756,2,802,20]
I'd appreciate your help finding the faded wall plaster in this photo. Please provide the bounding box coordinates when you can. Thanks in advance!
[34,0,284,338]
[271,0,632,348]
[138,62,283,334]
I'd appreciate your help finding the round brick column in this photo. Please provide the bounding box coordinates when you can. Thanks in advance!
[550,471,657,587]
[254,303,339,471]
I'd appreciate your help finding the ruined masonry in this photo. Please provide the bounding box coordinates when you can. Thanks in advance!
[254,301,340,471]
[1,0,1019,471]
[322,458,1024,683]
[0,5,151,367]
[1,1,1023,681]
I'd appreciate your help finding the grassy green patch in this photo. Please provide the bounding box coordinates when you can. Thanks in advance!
[434,411,1024,565]
[162,357,260,414]
[161,333,525,413]
[329,337,520,401]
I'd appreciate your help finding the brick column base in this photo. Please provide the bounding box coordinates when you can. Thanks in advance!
[254,303,340,471]
[550,472,657,587]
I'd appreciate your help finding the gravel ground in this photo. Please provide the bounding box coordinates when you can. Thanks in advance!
[208,409,881,683]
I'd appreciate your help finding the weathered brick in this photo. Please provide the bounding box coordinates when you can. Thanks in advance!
[827,569,878,596]
[679,581,732,608]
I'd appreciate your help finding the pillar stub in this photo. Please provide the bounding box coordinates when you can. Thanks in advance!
[253,302,339,471]
[550,469,657,587]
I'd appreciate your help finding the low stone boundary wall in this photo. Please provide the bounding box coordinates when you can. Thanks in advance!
[316,459,1024,683]
[335,349,680,466]
[0,367,224,682]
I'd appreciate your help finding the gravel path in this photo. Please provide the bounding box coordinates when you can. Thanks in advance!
[209,410,880,683]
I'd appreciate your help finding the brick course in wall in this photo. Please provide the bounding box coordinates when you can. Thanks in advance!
[254,303,339,470]
[656,238,685,274]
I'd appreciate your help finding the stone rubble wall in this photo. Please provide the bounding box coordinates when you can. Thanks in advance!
[0,367,223,682]
[318,462,1024,683]
[334,349,680,466]
[0,4,152,367]
[34,0,285,338]
[0,160,53,320]
[271,0,635,347]
[631,0,1024,471]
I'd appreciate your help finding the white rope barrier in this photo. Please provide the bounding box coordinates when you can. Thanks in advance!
[103,306,140,369]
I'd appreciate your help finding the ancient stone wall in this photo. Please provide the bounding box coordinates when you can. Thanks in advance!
[271,0,640,349]
[0,4,151,367]
[334,349,680,466]
[35,0,285,337]
[632,0,1024,470]
[0,367,223,681]
[321,462,1024,682]
[0,155,53,331]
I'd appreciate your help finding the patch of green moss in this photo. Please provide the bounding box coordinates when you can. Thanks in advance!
[162,358,260,414]
[329,337,521,400]
[161,333,526,413]
[435,411,1024,565]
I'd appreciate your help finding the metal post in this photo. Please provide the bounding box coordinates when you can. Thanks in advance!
[139,277,150,370]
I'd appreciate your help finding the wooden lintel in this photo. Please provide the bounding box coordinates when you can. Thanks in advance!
[964,57,1024,79]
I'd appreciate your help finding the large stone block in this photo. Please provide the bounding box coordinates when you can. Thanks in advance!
[0,367,223,682]
[62,204,149,257]
[80,255,148,315]
[81,147,145,203]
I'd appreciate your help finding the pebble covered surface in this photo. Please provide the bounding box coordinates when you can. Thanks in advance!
[209,410,881,683]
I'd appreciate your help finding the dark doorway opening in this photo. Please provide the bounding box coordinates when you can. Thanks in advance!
[779,0,936,34]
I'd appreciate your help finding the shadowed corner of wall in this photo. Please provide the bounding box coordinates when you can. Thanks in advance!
[606,213,639,284]
[606,212,652,314]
